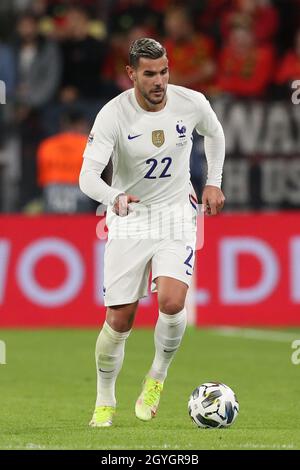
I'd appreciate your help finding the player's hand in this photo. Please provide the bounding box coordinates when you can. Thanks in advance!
[113,193,140,216]
[202,185,225,216]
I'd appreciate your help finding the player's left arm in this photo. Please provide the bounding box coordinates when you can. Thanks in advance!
[202,185,225,216]
[195,95,226,216]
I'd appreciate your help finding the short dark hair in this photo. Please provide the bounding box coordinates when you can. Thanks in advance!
[129,38,166,68]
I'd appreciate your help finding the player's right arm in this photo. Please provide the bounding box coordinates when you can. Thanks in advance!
[79,103,139,215]
[80,159,139,216]
[79,157,122,205]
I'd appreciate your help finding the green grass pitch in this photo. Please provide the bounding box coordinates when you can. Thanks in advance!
[0,327,300,450]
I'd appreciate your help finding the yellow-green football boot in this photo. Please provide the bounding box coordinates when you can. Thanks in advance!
[89,406,116,427]
[135,376,163,421]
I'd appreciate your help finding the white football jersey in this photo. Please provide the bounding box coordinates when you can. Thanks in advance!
[83,84,222,238]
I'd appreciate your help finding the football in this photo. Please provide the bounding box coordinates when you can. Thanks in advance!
[188,382,239,428]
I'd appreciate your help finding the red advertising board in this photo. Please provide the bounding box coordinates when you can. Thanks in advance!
[0,215,158,327]
[0,213,299,327]
[195,212,300,326]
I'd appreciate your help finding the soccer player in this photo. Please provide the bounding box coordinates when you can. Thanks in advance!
[79,38,225,427]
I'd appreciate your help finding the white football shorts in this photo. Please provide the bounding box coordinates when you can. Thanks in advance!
[103,234,196,307]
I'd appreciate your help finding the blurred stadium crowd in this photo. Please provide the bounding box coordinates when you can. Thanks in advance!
[0,0,299,213]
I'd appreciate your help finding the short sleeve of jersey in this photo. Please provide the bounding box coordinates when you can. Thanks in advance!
[83,102,118,165]
[193,92,221,138]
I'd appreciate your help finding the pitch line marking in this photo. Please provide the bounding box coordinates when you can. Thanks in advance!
[210,327,300,343]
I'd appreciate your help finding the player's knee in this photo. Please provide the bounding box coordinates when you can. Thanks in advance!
[107,316,132,333]
[159,298,185,315]
[106,307,135,333]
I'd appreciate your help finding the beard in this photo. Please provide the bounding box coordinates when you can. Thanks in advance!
[141,86,167,106]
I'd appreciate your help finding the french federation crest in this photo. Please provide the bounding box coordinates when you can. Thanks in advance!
[152,130,165,147]
[176,121,186,138]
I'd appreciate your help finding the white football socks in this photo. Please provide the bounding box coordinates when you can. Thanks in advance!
[149,308,187,383]
[95,321,131,407]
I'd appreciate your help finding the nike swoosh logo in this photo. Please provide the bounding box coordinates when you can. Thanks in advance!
[164,348,178,353]
[99,368,114,373]
[128,134,142,140]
